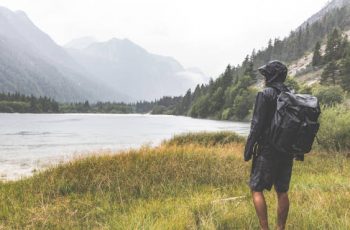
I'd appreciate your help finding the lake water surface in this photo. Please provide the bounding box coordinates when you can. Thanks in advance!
[0,113,250,180]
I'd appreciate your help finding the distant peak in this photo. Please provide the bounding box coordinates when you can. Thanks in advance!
[0,7,27,18]
[107,37,133,43]
[105,38,142,50]
[64,36,98,49]
[122,38,132,43]
[0,6,11,12]
[0,6,35,27]
[15,10,28,17]
[15,10,32,22]
[107,37,121,43]
[0,6,15,17]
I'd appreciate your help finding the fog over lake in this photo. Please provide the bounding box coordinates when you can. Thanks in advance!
[0,113,250,180]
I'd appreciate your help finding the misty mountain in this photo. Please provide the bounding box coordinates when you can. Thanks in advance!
[0,6,205,103]
[64,36,98,50]
[65,38,209,101]
[301,0,350,28]
[0,6,130,102]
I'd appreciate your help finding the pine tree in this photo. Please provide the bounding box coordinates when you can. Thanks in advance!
[312,41,322,66]
[265,39,273,62]
[304,23,310,50]
[222,65,233,89]
[251,49,256,60]
[297,27,304,56]
[340,35,349,58]
[340,56,350,91]
[180,89,192,114]
[243,57,256,83]
[321,61,338,85]
[242,55,250,68]
[324,28,342,62]
[273,38,283,59]
[210,87,224,113]
[192,84,201,101]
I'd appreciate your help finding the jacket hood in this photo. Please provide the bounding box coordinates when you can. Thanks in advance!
[258,60,288,83]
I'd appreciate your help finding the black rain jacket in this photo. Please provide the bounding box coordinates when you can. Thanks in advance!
[243,82,290,161]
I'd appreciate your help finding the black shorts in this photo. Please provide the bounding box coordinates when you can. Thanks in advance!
[249,145,294,193]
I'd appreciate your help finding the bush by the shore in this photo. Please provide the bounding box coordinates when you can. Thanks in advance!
[316,104,350,153]
[162,131,245,147]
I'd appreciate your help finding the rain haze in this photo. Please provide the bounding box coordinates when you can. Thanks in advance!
[0,0,329,77]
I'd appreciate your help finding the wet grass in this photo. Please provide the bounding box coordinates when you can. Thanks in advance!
[0,131,349,229]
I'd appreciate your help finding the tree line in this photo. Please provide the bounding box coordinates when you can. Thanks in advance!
[0,92,59,113]
[0,93,156,114]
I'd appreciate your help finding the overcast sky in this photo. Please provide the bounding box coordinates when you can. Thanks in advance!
[0,0,329,77]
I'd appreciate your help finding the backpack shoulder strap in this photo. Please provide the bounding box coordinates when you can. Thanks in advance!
[268,86,280,94]
[264,86,282,99]
[267,83,291,95]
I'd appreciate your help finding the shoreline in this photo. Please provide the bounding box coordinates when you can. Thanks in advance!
[0,112,250,123]
[0,114,250,181]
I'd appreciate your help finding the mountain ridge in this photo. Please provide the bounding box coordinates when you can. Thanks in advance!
[65,36,208,101]
[0,6,131,102]
[300,0,350,28]
[0,6,207,102]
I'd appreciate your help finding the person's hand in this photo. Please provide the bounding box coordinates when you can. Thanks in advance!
[294,154,304,161]
[244,139,255,161]
[244,148,253,161]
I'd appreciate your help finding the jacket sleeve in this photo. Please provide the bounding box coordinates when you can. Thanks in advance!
[244,92,268,161]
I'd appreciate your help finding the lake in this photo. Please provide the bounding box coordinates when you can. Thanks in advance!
[0,113,250,180]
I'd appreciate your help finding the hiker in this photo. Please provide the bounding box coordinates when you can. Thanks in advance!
[244,60,294,230]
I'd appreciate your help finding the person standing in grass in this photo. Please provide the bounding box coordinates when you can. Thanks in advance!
[244,60,294,230]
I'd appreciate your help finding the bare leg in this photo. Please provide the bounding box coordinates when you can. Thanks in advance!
[276,192,289,230]
[252,191,269,230]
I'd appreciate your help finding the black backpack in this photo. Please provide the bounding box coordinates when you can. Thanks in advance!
[269,88,321,155]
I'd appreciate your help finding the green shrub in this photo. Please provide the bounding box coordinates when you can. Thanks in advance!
[312,85,344,106]
[221,108,232,120]
[151,105,167,114]
[285,76,300,92]
[232,88,256,120]
[317,105,350,152]
[299,84,313,94]
[0,101,30,113]
[189,95,210,118]
[163,131,245,146]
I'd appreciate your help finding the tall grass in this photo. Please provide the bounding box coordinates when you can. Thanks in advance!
[162,131,245,146]
[0,131,349,229]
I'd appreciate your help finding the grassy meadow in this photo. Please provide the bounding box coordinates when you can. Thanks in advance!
[0,131,349,229]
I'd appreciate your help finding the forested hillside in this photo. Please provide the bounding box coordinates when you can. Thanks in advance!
[151,3,350,121]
